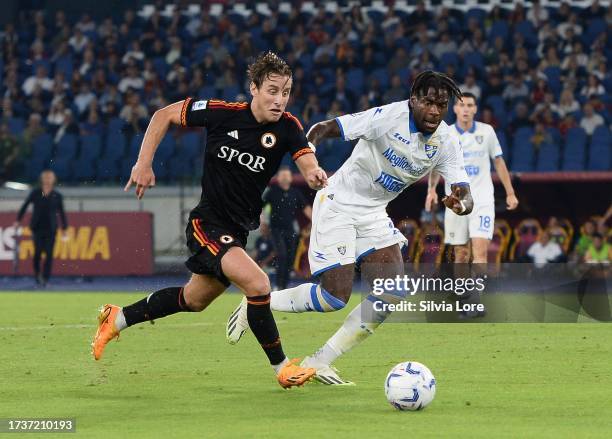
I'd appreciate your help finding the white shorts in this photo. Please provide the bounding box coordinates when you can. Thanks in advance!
[444,204,495,245]
[308,188,408,276]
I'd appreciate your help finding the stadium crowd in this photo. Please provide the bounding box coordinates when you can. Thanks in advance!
[0,1,610,183]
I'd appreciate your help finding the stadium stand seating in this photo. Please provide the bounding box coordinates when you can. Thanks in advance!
[510,219,542,261]
[415,223,445,268]
[548,226,571,254]
[7,117,25,135]
[0,1,608,183]
[55,134,78,161]
[49,157,72,182]
[488,228,508,268]
[536,142,560,172]
[24,134,52,181]
[511,128,536,172]
[562,127,588,171]
[494,219,512,244]
[587,126,611,171]
[73,134,102,181]
[397,218,420,263]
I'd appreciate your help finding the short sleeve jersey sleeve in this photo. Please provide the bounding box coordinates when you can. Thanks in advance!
[283,113,313,161]
[487,125,503,159]
[335,102,404,142]
[180,98,238,128]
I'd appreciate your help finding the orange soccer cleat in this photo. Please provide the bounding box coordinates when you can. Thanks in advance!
[91,304,121,360]
[276,359,316,389]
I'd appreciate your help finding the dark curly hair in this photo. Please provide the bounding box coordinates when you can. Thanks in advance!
[410,70,462,100]
[247,51,292,89]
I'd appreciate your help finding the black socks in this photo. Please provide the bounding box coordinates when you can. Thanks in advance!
[247,294,286,365]
[122,287,193,326]
[122,288,287,367]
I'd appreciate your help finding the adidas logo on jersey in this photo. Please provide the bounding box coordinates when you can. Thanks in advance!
[227,130,239,139]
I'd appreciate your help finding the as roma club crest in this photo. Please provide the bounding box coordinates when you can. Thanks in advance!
[220,235,234,244]
[261,132,276,148]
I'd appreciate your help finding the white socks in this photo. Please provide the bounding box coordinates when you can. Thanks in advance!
[311,295,392,365]
[270,286,395,366]
[272,357,290,374]
[114,308,127,331]
[270,283,346,313]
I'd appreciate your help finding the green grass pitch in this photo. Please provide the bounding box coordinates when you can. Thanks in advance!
[1,291,611,438]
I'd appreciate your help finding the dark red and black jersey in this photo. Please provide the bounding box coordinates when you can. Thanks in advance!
[180,98,313,232]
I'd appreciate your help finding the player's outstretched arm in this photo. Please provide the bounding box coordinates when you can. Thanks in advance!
[442,184,473,216]
[306,119,341,145]
[295,153,327,190]
[124,100,185,199]
[425,170,441,212]
[493,157,518,210]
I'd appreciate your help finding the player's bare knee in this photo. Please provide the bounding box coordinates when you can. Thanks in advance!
[245,274,271,297]
[184,294,207,312]
[182,284,207,312]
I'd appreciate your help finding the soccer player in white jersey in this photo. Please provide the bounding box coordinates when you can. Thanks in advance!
[227,71,473,384]
[426,92,518,266]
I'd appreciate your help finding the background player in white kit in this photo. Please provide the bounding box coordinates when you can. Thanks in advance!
[425,92,518,265]
[227,71,473,385]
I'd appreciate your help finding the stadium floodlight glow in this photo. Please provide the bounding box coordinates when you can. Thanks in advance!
[3,181,31,191]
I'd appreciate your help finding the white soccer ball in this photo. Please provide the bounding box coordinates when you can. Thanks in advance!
[384,361,436,411]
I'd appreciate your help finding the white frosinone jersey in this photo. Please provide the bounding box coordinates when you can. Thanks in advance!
[444,122,503,206]
[332,100,469,213]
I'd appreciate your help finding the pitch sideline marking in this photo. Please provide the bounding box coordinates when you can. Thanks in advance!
[0,319,348,332]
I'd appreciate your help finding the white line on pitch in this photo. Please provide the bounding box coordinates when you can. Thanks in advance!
[0,321,298,332]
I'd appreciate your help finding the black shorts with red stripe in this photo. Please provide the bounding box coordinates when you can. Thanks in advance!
[185,215,248,286]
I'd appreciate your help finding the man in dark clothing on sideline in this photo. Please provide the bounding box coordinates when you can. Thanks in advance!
[14,170,68,286]
[262,166,311,289]
[252,222,276,270]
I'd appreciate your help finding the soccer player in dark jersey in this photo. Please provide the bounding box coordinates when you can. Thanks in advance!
[91,52,327,389]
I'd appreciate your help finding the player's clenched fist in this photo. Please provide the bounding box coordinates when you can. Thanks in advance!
[305,166,328,190]
[506,193,519,210]
[124,162,156,199]
[441,186,465,215]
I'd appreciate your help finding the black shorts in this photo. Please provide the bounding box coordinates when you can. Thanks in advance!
[185,216,248,287]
